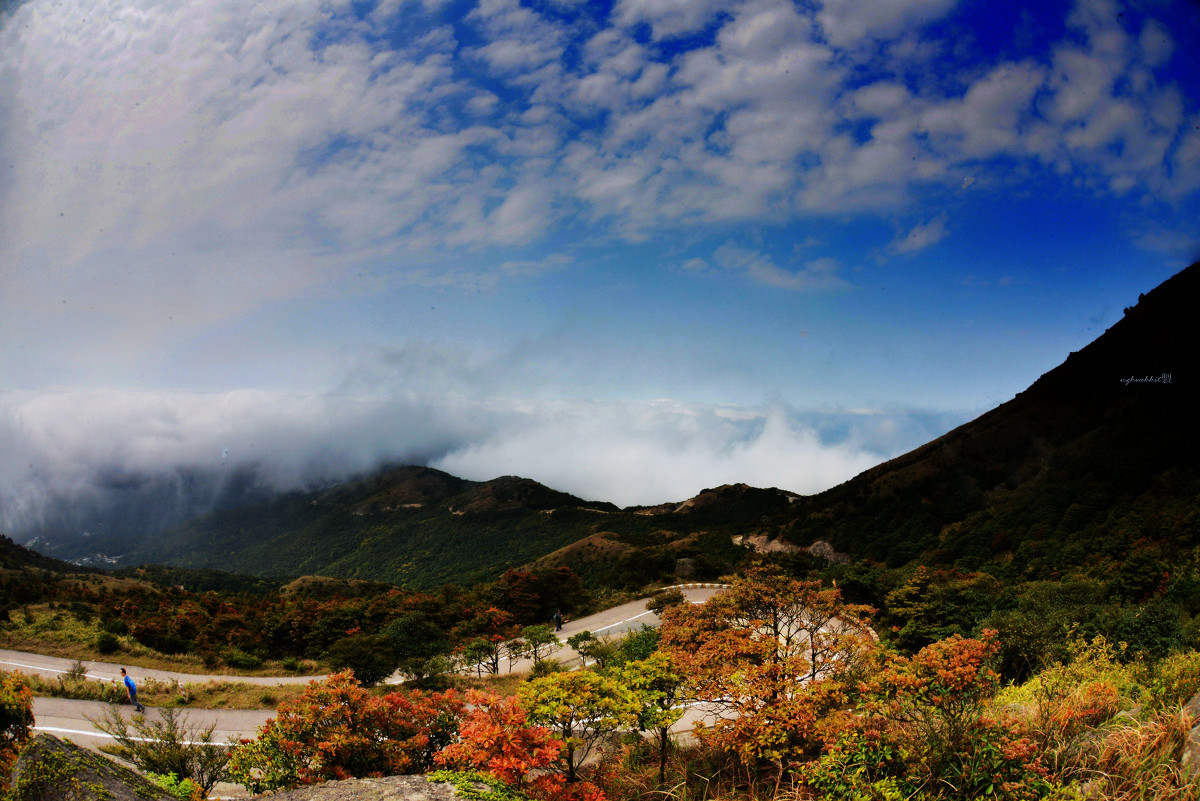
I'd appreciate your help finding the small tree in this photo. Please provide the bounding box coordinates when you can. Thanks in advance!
[519,670,638,782]
[614,625,660,665]
[613,652,687,785]
[90,706,229,793]
[382,611,453,682]
[567,631,620,669]
[461,639,497,677]
[659,566,874,772]
[434,691,563,789]
[516,625,560,667]
[326,633,399,687]
[646,587,686,615]
[455,607,519,676]
[864,631,1002,768]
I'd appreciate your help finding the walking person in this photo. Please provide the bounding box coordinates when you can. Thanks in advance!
[120,668,145,713]
[553,610,563,631]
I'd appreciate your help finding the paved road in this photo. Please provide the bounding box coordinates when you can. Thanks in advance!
[0,649,327,686]
[32,696,275,751]
[11,584,727,751]
[490,585,723,674]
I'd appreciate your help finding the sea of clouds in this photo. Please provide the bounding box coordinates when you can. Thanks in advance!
[0,387,964,539]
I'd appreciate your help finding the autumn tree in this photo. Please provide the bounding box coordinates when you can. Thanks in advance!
[434,691,605,801]
[808,631,1050,799]
[489,568,586,625]
[659,567,873,771]
[863,631,1002,765]
[454,607,519,675]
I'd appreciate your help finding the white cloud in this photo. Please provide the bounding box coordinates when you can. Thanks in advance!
[1139,18,1174,68]
[713,243,852,291]
[889,212,949,254]
[436,403,882,506]
[919,63,1046,158]
[815,0,957,48]
[0,387,937,533]
[612,0,733,40]
[0,0,1197,389]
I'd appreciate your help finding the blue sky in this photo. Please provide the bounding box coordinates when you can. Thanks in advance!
[1,0,1198,528]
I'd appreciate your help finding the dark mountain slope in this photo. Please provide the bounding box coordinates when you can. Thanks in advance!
[95,467,626,588]
[0,534,87,573]
[780,262,1198,576]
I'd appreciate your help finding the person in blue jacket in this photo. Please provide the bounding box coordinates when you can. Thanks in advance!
[120,668,145,713]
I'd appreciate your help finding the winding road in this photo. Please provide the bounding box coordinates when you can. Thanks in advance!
[6,585,725,753]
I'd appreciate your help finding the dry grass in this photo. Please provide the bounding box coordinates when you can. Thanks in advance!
[18,668,310,710]
[1058,707,1200,801]
[593,736,775,801]
[452,671,524,696]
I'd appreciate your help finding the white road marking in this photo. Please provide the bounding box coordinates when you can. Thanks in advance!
[34,724,228,747]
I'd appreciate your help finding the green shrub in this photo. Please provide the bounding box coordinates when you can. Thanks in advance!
[1143,650,1200,711]
[326,634,398,687]
[221,648,263,670]
[146,771,203,801]
[95,631,120,655]
[530,658,566,677]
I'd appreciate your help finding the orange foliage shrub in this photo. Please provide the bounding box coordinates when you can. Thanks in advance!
[434,691,606,801]
[0,672,34,790]
[228,670,464,792]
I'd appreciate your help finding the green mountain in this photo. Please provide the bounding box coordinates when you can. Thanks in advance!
[90,467,628,588]
[49,262,1200,591]
[81,464,794,589]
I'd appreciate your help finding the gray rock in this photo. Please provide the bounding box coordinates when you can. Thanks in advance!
[267,775,468,801]
[1180,723,1200,778]
[1184,691,1200,720]
[7,734,175,801]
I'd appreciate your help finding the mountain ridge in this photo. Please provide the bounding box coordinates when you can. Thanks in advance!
[18,262,1199,590]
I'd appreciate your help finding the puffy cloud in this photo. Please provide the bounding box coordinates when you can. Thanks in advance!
[815,0,958,48]
[611,0,733,40]
[0,0,1197,398]
[436,403,883,506]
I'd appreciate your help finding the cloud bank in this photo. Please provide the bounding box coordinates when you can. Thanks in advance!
[0,388,961,538]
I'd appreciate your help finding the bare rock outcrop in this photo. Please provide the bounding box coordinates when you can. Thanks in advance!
[266,775,465,801]
[8,734,175,801]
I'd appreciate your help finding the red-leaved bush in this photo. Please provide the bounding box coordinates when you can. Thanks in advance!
[434,690,606,801]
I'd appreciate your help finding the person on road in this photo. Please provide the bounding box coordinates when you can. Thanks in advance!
[553,610,563,631]
[120,668,145,713]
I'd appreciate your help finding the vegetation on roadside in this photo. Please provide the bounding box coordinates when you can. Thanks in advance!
[212,567,1200,801]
